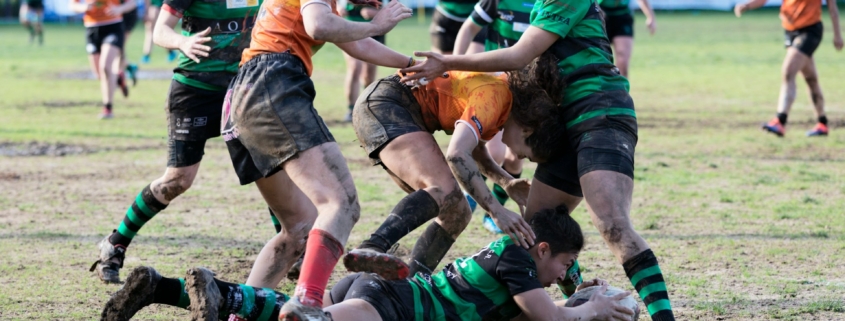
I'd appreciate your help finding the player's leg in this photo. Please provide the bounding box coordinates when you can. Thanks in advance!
[429,10,455,55]
[20,4,34,42]
[33,8,44,44]
[98,43,121,117]
[343,52,363,122]
[612,36,633,78]
[801,57,828,136]
[142,5,159,63]
[246,170,318,288]
[765,47,809,136]
[324,273,409,321]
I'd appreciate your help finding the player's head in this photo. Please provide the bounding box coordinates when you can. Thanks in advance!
[528,205,584,287]
[503,52,567,163]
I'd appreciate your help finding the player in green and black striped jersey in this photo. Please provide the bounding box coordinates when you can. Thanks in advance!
[598,0,656,77]
[430,0,479,54]
[402,0,677,319]
[326,206,634,321]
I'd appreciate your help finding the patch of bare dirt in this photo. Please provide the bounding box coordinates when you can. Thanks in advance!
[57,69,173,80]
[0,141,162,157]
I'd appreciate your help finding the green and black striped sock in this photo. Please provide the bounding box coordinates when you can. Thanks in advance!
[491,168,520,206]
[269,208,281,233]
[109,185,167,247]
[153,277,191,309]
[623,249,675,321]
[216,280,290,320]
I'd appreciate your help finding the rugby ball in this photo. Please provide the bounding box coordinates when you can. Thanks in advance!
[563,286,640,321]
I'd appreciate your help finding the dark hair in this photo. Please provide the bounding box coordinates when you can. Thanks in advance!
[529,205,584,255]
[507,51,568,162]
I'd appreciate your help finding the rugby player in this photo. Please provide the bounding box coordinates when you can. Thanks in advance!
[218,0,421,319]
[598,0,657,77]
[70,0,136,119]
[20,0,45,45]
[401,0,677,319]
[101,206,634,321]
[735,0,842,136]
[343,70,538,279]
[90,0,274,284]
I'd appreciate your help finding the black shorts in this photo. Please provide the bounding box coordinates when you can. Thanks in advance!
[604,12,634,40]
[165,79,227,167]
[372,35,386,44]
[26,0,44,10]
[429,9,465,52]
[330,273,429,321]
[785,21,823,57]
[352,75,428,165]
[473,25,487,44]
[222,53,335,185]
[85,22,125,54]
[123,8,139,33]
[533,91,638,197]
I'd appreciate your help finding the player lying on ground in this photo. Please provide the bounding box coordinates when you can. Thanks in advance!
[401,0,677,319]
[735,0,842,137]
[101,206,634,321]
[343,62,575,280]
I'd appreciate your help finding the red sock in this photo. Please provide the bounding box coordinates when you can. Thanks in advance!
[294,229,344,307]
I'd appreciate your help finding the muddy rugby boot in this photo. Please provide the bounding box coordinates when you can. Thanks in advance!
[278,297,333,321]
[91,233,126,283]
[343,248,410,280]
[100,266,161,321]
[186,267,222,321]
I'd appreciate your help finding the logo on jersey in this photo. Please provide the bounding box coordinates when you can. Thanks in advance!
[471,116,483,134]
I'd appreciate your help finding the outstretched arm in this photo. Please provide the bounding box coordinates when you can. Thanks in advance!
[453,19,483,55]
[636,0,656,34]
[829,0,843,51]
[734,0,768,17]
[301,0,410,43]
[514,286,634,321]
[335,37,414,68]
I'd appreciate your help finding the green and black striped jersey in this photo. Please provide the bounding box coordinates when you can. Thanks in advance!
[598,0,631,16]
[344,3,374,22]
[530,0,633,128]
[164,0,261,90]
[437,0,479,21]
[469,0,534,51]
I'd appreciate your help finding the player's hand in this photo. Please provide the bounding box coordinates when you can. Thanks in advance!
[179,27,212,63]
[834,34,843,51]
[490,208,535,248]
[733,4,744,17]
[646,18,656,35]
[400,51,447,83]
[587,285,635,321]
[502,178,530,215]
[370,0,412,34]
[576,278,609,292]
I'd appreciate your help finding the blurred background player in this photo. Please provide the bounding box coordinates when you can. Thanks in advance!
[70,0,136,119]
[452,0,532,234]
[599,0,657,77]
[140,0,177,63]
[430,0,479,54]
[735,0,842,137]
[120,0,140,88]
[20,0,45,45]
[90,0,265,284]
[340,1,384,122]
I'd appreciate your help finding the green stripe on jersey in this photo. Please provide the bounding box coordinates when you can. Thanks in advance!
[598,0,629,9]
[565,108,636,128]
[409,281,424,321]
[182,0,258,19]
[452,257,510,305]
[438,1,476,18]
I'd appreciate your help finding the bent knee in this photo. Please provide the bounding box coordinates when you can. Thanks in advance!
[593,217,634,244]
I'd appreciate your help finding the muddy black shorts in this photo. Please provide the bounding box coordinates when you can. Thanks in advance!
[533,91,638,197]
[122,8,139,33]
[222,53,335,185]
[785,21,823,57]
[604,12,634,40]
[352,75,428,165]
[430,9,466,52]
[165,79,227,167]
[86,22,125,54]
[330,273,421,321]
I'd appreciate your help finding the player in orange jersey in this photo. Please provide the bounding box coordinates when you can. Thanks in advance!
[70,0,137,119]
[219,1,416,320]
[735,0,842,137]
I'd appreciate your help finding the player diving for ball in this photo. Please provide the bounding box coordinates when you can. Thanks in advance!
[101,206,634,321]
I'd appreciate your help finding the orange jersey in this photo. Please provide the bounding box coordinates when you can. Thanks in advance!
[80,0,123,27]
[412,71,512,142]
[241,0,338,74]
[780,0,822,31]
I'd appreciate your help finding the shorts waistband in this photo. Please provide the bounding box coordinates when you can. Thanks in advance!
[243,51,303,68]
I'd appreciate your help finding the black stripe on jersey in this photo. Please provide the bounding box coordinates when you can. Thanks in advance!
[546,37,613,64]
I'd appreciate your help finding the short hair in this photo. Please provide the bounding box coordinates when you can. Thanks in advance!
[529,205,584,255]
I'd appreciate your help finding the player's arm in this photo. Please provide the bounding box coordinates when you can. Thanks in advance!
[447,123,535,248]
[153,3,212,63]
[301,0,410,42]
[454,0,498,54]
[360,5,378,19]
[828,0,843,51]
[636,0,656,34]
[335,37,415,68]
[454,20,483,55]
[513,286,634,321]
[733,0,767,17]
[401,25,558,81]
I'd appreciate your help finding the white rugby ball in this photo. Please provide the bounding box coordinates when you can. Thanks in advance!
[563,286,640,321]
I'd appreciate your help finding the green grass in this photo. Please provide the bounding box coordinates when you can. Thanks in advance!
[2,10,845,320]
